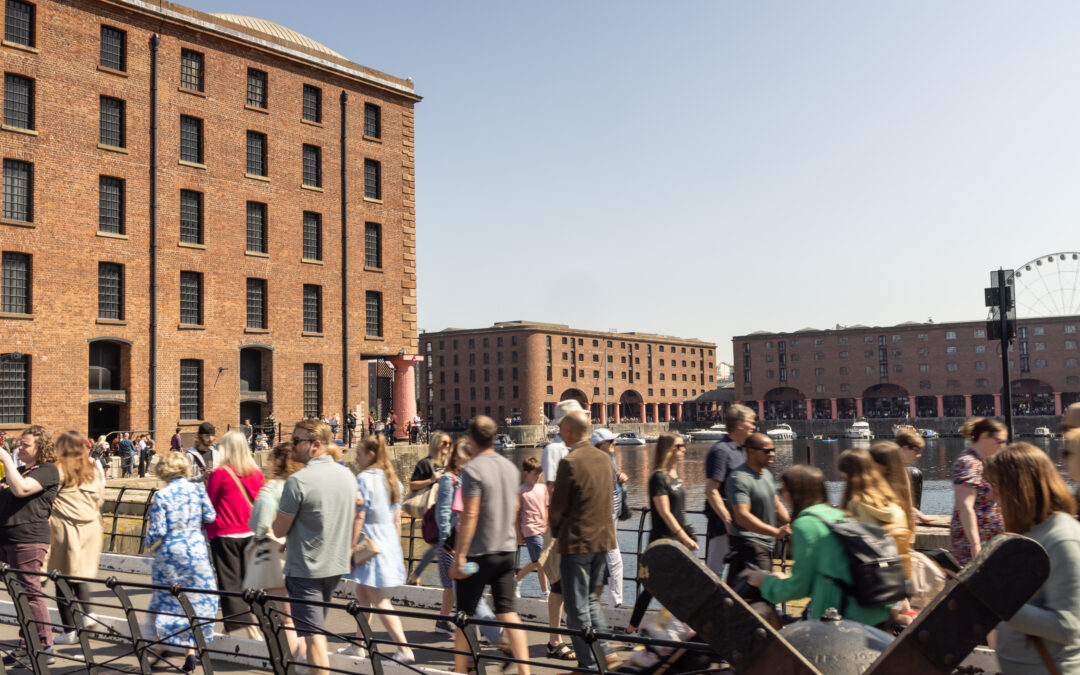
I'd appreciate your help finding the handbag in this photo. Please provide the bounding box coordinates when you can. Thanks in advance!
[402,482,439,519]
[243,536,286,589]
[907,550,946,609]
[421,505,440,545]
[352,532,380,566]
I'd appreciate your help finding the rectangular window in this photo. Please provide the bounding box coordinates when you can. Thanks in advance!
[98,176,124,234]
[302,84,321,123]
[179,271,202,325]
[364,158,381,199]
[3,73,32,130]
[975,361,987,370]
[302,284,322,333]
[946,362,958,372]
[1068,341,1078,351]
[1067,325,1077,334]
[99,96,125,148]
[179,359,202,420]
[302,211,321,261]
[4,0,33,47]
[246,201,267,254]
[364,222,381,268]
[366,291,382,338]
[303,364,322,417]
[246,68,267,108]
[179,190,203,244]
[302,144,321,187]
[246,278,266,329]
[180,49,204,92]
[97,262,123,320]
[100,25,126,71]
[1,251,29,313]
[945,331,957,340]
[364,102,381,138]
[946,346,957,355]
[2,159,31,222]
[246,131,267,176]
[179,115,203,164]
[1034,326,1045,336]
[0,352,27,423]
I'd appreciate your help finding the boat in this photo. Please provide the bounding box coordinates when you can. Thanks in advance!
[689,424,727,442]
[614,431,647,446]
[846,418,873,440]
[766,423,796,441]
[919,428,940,439]
[493,434,515,450]
[1033,426,1052,438]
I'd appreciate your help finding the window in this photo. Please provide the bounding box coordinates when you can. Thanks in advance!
[364,158,381,199]
[919,380,931,390]
[839,366,849,375]
[99,96,125,148]
[302,144,321,187]
[865,366,874,375]
[864,336,874,344]
[246,131,267,176]
[364,102,381,138]
[814,353,824,361]
[179,115,203,164]
[1035,359,1047,369]
[946,346,957,355]
[946,362,958,372]
[365,291,382,337]
[180,49,204,92]
[178,359,203,419]
[975,344,986,353]
[246,68,267,108]
[98,176,124,234]
[840,383,851,392]
[917,333,928,341]
[1,251,29,313]
[1067,325,1077,334]
[837,337,848,345]
[1034,326,1045,336]
[864,350,874,358]
[0,352,27,423]
[1035,342,1046,351]
[976,378,989,388]
[947,379,960,390]
[1019,327,1028,339]
[97,262,123,320]
[302,284,321,333]
[893,365,902,374]
[917,347,929,356]
[302,211,321,261]
[813,338,824,346]
[919,364,930,373]
[302,364,322,417]
[179,271,202,325]
[814,367,824,376]
[766,341,774,349]
[302,84,321,123]
[975,361,987,370]
[1068,358,1079,368]
[945,331,957,340]
[838,351,848,359]
[246,278,266,329]
[892,334,901,342]
[1071,376,1080,386]
[973,328,985,338]
[4,0,33,47]
[1068,341,1078,351]
[2,159,31,222]
[246,201,267,254]
[179,190,202,244]
[3,73,32,130]
[100,26,126,71]
[363,222,381,268]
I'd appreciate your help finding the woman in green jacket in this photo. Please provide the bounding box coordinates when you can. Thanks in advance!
[747,465,891,627]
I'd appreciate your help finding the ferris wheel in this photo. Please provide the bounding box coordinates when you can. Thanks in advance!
[1006,252,1080,318]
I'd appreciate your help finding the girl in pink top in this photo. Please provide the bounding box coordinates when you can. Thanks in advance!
[514,457,549,596]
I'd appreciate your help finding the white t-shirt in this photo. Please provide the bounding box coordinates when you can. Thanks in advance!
[541,436,569,483]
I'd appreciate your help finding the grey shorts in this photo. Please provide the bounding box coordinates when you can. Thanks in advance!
[285,575,340,636]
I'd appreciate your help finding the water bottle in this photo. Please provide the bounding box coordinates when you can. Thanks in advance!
[463,561,479,575]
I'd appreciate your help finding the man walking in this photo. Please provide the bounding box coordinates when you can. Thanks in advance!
[170,427,183,452]
[549,405,618,671]
[725,433,791,581]
[185,422,218,481]
[703,404,756,576]
[118,433,135,478]
[450,416,531,675]
[273,419,356,674]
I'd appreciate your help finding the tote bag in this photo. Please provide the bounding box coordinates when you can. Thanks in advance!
[243,536,286,590]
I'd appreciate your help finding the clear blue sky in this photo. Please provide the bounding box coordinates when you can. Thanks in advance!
[188,1,1077,360]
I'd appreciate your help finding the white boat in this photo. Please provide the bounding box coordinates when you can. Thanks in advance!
[766,423,796,441]
[1033,426,1051,438]
[846,418,873,440]
[690,424,727,442]
[493,434,515,450]
[614,432,647,446]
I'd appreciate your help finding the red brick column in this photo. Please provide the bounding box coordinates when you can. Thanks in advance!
[673,403,683,422]
[855,397,864,417]
[964,394,973,417]
[390,355,423,439]
[639,401,647,423]
[936,395,944,418]
[830,398,837,419]
[994,394,1002,417]
[805,398,812,420]
[1055,391,1063,416]
[909,397,917,419]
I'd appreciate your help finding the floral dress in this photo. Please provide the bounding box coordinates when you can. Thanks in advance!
[950,448,1004,566]
[344,468,405,588]
[144,478,219,646]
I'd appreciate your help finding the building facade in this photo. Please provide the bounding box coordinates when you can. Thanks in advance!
[733,316,1080,420]
[419,321,718,426]
[0,0,421,439]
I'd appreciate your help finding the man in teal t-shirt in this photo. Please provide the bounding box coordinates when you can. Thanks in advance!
[725,433,790,582]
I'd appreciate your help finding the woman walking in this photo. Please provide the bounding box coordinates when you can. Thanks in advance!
[951,418,1007,566]
[342,435,414,663]
[48,431,105,644]
[144,452,218,672]
[405,431,451,585]
[205,430,264,639]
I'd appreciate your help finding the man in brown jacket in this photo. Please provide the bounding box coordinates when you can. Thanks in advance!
[548,405,617,670]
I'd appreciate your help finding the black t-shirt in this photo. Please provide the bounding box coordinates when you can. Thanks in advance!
[0,463,60,544]
[410,457,443,484]
[907,465,924,511]
[648,470,686,542]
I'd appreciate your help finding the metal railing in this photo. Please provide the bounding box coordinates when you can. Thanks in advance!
[0,565,719,675]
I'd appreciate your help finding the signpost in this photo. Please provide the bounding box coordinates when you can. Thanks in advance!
[985,269,1015,438]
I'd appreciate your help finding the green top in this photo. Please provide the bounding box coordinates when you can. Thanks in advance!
[760,503,892,627]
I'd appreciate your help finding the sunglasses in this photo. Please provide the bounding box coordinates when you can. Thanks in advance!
[749,447,776,454]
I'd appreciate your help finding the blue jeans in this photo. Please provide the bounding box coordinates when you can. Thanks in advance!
[560,552,610,669]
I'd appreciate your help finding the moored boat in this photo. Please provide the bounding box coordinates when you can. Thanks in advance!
[689,424,727,442]
[766,423,796,441]
[846,418,873,440]
[614,431,647,446]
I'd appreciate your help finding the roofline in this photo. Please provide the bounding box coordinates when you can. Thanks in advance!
[732,313,1080,341]
[111,0,422,101]
[420,321,715,347]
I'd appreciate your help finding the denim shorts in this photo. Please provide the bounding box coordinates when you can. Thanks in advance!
[523,534,544,563]
[285,575,339,636]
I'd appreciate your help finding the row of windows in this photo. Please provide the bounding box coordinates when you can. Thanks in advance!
[552,334,712,356]
[755,325,1078,351]
[440,386,699,402]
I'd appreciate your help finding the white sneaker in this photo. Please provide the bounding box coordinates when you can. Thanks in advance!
[82,614,107,630]
[394,649,415,665]
[337,644,367,659]
[53,630,79,645]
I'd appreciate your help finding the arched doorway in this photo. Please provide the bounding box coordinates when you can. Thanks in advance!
[862,383,910,418]
[239,345,273,430]
[763,387,806,421]
[558,388,588,410]
[88,339,130,439]
[1010,378,1054,415]
[619,390,643,422]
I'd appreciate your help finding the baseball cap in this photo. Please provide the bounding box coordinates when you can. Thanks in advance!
[197,422,216,436]
[590,428,616,445]
[552,399,586,425]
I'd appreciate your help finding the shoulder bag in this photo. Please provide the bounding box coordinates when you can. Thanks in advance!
[402,480,439,519]
[352,532,380,566]
[224,468,286,590]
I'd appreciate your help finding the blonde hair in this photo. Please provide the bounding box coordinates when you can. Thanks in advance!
[156,451,191,482]
[868,441,915,531]
[985,442,1076,533]
[216,430,259,477]
[428,431,451,460]
[55,431,98,488]
[20,425,55,464]
[357,434,402,504]
[446,436,471,475]
[839,448,897,511]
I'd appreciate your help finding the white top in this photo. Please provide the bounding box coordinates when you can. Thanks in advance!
[541,436,569,483]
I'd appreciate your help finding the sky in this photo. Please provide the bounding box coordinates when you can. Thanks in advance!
[187,1,1079,362]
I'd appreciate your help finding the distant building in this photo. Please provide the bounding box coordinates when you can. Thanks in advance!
[716,362,734,383]
[419,321,718,425]
[733,316,1080,420]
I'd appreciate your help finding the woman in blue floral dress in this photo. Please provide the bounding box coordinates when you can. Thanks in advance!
[950,418,1007,566]
[144,451,219,672]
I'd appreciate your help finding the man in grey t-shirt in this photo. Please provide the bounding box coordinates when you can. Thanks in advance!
[725,433,790,582]
[273,419,356,673]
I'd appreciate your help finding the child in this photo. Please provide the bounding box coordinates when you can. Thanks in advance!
[515,456,549,598]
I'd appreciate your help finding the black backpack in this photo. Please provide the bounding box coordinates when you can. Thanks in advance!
[810,513,907,607]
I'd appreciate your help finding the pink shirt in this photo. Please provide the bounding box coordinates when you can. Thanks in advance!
[205,467,265,538]
[518,482,547,538]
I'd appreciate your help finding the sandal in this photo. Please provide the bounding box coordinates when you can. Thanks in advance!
[546,642,576,660]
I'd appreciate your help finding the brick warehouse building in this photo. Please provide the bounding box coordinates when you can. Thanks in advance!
[733,315,1080,421]
[0,0,422,440]
[418,321,718,426]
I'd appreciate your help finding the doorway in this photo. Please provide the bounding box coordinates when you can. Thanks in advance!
[88,402,120,441]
